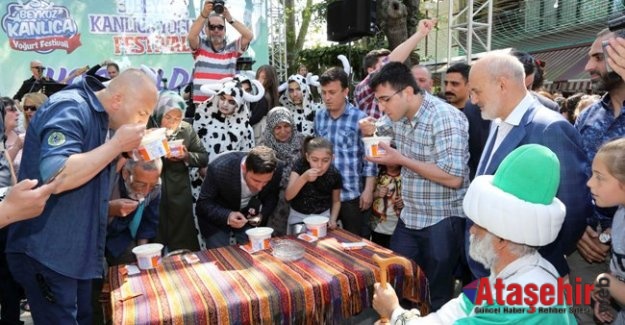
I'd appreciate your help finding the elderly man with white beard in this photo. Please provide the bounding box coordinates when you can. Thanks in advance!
[372,144,578,324]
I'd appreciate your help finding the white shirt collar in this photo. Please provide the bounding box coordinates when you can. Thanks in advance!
[495,92,535,127]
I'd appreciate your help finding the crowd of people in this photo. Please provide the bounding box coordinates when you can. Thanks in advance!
[1,1,625,323]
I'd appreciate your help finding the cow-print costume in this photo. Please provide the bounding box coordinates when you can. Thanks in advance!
[190,77,259,200]
[278,74,320,136]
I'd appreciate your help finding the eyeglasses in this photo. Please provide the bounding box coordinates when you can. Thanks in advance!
[208,24,225,31]
[373,88,404,105]
[23,105,37,112]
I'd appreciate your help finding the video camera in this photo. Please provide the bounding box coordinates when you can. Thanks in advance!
[213,0,225,14]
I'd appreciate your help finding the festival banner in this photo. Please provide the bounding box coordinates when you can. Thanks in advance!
[0,0,269,98]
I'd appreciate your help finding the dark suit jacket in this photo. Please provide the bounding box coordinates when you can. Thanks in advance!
[195,151,281,240]
[463,101,491,180]
[481,103,592,276]
[13,76,64,101]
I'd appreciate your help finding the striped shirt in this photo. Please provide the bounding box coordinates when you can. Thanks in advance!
[315,101,378,201]
[377,93,469,229]
[192,37,244,103]
[354,57,389,119]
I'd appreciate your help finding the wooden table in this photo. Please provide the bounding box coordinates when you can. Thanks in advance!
[106,229,429,324]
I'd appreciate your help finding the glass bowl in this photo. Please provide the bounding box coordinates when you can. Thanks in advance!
[271,239,305,262]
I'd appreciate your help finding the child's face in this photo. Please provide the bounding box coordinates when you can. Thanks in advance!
[306,149,333,176]
[387,164,401,173]
[587,154,625,207]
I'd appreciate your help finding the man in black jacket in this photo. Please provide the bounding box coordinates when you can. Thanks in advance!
[196,146,281,248]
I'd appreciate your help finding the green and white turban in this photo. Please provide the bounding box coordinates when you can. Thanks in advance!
[463,144,566,246]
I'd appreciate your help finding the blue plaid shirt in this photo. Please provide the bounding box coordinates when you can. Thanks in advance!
[575,94,625,229]
[315,101,378,201]
[377,93,469,229]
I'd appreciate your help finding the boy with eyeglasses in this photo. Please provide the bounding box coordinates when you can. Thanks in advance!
[359,62,469,311]
[187,0,254,103]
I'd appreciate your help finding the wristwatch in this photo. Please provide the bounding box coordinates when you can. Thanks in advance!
[599,231,611,244]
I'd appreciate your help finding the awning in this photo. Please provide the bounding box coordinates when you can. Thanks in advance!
[532,45,592,93]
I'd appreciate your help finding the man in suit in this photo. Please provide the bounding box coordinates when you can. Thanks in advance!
[13,60,64,101]
[196,146,281,248]
[465,53,593,279]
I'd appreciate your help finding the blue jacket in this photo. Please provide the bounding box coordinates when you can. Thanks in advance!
[7,76,112,279]
[475,103,592,276]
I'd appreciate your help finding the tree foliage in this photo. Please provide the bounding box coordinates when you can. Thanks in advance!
[284,0,421,75]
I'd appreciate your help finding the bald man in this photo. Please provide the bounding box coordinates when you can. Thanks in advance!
[6,69,158,324]
[411,64,433,93]
[13,60,62,101]
[465,53,591,280]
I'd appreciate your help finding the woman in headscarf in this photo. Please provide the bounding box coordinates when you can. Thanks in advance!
[151,91,208,252]
[259,106,305,236]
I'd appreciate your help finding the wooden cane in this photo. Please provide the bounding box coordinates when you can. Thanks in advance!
[373,254,414,324]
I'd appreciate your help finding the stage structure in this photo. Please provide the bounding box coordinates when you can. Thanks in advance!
[447,0,493,64]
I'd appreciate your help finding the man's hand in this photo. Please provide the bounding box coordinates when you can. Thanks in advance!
[416,19,437,37]
[359,117,377,137]
[112,123,146,153]
[372,283,401,320]
[202,1,213,16]
[366,142,404,166]
[3,179,55,222]
[360,188,373,210]
[576,225,610,263]
[227,211,247,229]
[108,198,139,217]
[607,37,625,80]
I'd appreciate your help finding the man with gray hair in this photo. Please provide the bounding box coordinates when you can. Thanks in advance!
[465,52,592,280]
[187,1,254,103]
[106,157,162,265]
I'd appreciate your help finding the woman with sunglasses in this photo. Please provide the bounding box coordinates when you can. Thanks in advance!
[187,0,254,103]
[21,92,47,130]
[1,97,23,167]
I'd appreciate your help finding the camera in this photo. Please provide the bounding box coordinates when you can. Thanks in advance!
[603,14,625,72]
[212,0,225,14]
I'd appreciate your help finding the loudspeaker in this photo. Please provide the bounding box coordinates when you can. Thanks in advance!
[327,0,376,42]
[326,0,345,42]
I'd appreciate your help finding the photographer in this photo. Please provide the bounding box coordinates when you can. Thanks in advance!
[187,0,254,103]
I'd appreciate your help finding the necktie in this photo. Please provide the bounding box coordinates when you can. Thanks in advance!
[477,125,499,176]
[129,200,145,239]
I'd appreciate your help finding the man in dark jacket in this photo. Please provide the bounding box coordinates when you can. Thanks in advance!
[196,146,281,248]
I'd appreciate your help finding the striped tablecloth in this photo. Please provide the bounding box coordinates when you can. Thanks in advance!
[107,229,430,324]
